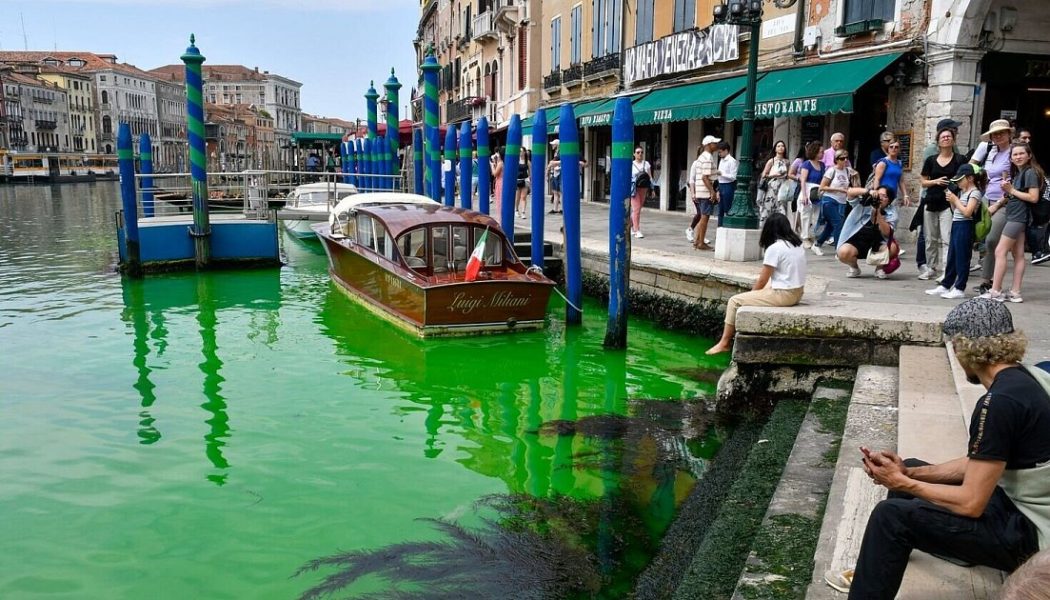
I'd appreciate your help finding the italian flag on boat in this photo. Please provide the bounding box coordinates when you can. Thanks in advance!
[464,228,488,282]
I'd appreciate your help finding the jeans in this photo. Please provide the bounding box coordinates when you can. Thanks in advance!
[924,208,953,274]
[718,181,736,226]
[915,226,927,267]
[849,459,1038,600]
[815,199,845,247]
[941,220,974,291]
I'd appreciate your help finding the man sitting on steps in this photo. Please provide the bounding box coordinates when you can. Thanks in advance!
[827,298,1050,599]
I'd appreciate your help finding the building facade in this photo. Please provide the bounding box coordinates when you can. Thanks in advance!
[9,72,70,153]
[419,0,1050,215]
[37,66,97,154]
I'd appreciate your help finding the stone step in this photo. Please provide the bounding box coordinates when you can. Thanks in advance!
[895,344,1004,599]
[731,385,851,600]
[806,365,898,600]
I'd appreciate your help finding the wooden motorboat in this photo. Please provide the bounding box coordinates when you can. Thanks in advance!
[313,192,556,337]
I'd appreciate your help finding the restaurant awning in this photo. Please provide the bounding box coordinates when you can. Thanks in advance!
[632,75,750,126]
[725,52,903,120]
[577,93,647,127]
[521,104,563,134]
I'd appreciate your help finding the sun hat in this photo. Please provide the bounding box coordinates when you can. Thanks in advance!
[702,135,721,146]
[936,118,963,131]
[942,298,1015,339]
[549,139,560,147]
[950,163,980,182]
[980,119,1014,142]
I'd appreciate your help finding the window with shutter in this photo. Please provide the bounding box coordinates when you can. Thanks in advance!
[518,26,527,90]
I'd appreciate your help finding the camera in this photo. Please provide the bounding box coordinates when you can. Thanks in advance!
[947,181,961,197]
[857,190,880,207]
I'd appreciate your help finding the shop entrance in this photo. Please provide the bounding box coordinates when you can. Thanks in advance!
[982,52,1050,160]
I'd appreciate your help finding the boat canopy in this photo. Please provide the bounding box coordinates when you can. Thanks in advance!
[365,204,501,239]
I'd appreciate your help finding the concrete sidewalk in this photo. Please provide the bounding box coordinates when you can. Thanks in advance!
[516,200,1050,358]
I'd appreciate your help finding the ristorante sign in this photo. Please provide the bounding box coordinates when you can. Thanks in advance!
[623,24,739,87]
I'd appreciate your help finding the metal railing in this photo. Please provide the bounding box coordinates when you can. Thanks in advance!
[563,64,583,85]
[543,71,562,90]
[472,11,497,40]
[35,120,58,130]
[134,169,405,220]
[584,54,620,79]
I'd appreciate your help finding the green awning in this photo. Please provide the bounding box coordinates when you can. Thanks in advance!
[522,105,562,134]
[632,76,750,126]
[725,53,903,120]
[291,132,344,145]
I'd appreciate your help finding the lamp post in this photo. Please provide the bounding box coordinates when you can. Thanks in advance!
[714,0,763,231]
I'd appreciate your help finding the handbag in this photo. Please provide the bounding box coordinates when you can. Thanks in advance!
[975,198,993,241]
[758,177,769,192]
[808,185,821,204]
[866,246,890,266]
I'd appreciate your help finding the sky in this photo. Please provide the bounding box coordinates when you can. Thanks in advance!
[0,0,421,121]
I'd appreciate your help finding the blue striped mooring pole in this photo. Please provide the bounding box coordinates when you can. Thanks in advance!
[377,134,388,189]
[421,54,441,203]
[604,97,634,348]
[139,132,155,218]
[476,117,491,215]
[384,69,401,189]
[529,108,547,270]
[413,127,424,195]
[443,124,457,207]
[354,138,364,188]
[181,34,210,268]
[500,115,522,235]
[458,123,472,210]
[117,122,141,276]
[559,104,582,325]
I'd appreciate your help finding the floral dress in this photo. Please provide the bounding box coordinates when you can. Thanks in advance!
[759,157,789,224]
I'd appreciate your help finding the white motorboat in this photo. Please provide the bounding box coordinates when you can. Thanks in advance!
[281,182,358,238]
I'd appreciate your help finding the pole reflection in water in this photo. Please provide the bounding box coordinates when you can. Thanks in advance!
[196,275,231,485]
[121,279,161,445]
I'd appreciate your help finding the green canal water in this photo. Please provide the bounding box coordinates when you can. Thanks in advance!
[0,182,729,599]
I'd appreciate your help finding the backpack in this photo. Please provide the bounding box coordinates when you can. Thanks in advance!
[975,196,993,241]
[1031,176,1050,226]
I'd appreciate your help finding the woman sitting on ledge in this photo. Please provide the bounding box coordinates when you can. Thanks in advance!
[706,213,807,355]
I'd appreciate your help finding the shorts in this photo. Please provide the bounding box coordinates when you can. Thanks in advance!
[845,224,885,258]
[695,197,716,216]
[550,174,561,192]
[1003,220,1026,239]
[516,179,528,190]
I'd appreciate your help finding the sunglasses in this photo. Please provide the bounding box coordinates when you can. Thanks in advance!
[835,156,847,161]
[889,144,900,149]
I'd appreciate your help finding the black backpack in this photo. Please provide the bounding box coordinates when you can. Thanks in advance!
[1032,175,1050,226]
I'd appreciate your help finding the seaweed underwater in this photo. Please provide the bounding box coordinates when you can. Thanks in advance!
[293,399,726,600]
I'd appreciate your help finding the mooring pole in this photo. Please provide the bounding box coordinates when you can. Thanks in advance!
[421,54,441,203]
[139,132,155,218]
[500,115,522,235]
[529,108,547,270]
[560,104,582,325]
[377,134,389,190]
[365,81,379,143]
[362,137,372,191]
[181,34,210,269]
[443,124,457,207]
[117,123,141,277]
[354,138,364,189]
[384,69,402,189]
[412,127,424,195]
[458,123,472,209]
[340,135,350,185]
[604,97,634,348]
[476,117,491,215]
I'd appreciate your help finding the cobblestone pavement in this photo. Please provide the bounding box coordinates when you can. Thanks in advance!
[511,199,1050,359]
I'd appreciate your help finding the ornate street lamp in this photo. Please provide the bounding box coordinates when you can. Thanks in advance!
[714,0,763,231]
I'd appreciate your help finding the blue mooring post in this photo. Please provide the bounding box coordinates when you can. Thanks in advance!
[501,115,522,235]
[118,122,141,277]
[459,123,472,209]
[182,34,210,269]
[477,117,491,215]
[377,134,388,189]
[560,104,582,326]
[413,128,424,195]
[443,124,457,207]
[363,137,373,191]
[384,69,402,189]
[354,138,364,188]
[604,97,634,348]
[139,132,155,218]
[529,108,547,270]
[340,137,350,184]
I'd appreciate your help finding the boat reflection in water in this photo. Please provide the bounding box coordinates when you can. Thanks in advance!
[307,284,727,597]
[120,270,282,485]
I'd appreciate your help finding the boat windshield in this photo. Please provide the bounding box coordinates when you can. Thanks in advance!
[296,190,354,208]
[396,224,503,275]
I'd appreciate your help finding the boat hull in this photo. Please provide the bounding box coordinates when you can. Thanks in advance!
[317,234,553,337]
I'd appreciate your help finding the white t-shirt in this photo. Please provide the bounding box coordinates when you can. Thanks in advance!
[763,240,807,289]
[821,166,851,204]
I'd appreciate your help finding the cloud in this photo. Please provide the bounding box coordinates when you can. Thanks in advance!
[37,0,416,12]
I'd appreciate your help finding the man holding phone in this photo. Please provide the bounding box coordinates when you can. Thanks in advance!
[828,298,1050,599]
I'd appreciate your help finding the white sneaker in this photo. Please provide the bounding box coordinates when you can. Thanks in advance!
[899,248,906,257]
[917,265,933,280]
[969,263,981,272]
[875,268,887,279]
[846,266,861,278]
[824,569,854,594]
[686,227,695,243]
[811,245,824,256]
[980,289,1005,302]
[940,288,966,299]
[925,285,949,296]
[635,231,644,239]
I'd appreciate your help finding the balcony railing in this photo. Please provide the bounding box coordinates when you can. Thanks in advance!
[32,96,54,105]
[493,0,523,30]
[563,64,583,86]
[99,132,115,142]
[472,11,497,41]
[35,119,57,130]
[445,96,479,123]
[543,71,562,91]
[584,54,620,80]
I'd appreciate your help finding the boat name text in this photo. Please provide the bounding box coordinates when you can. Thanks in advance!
[447,291,532,314]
